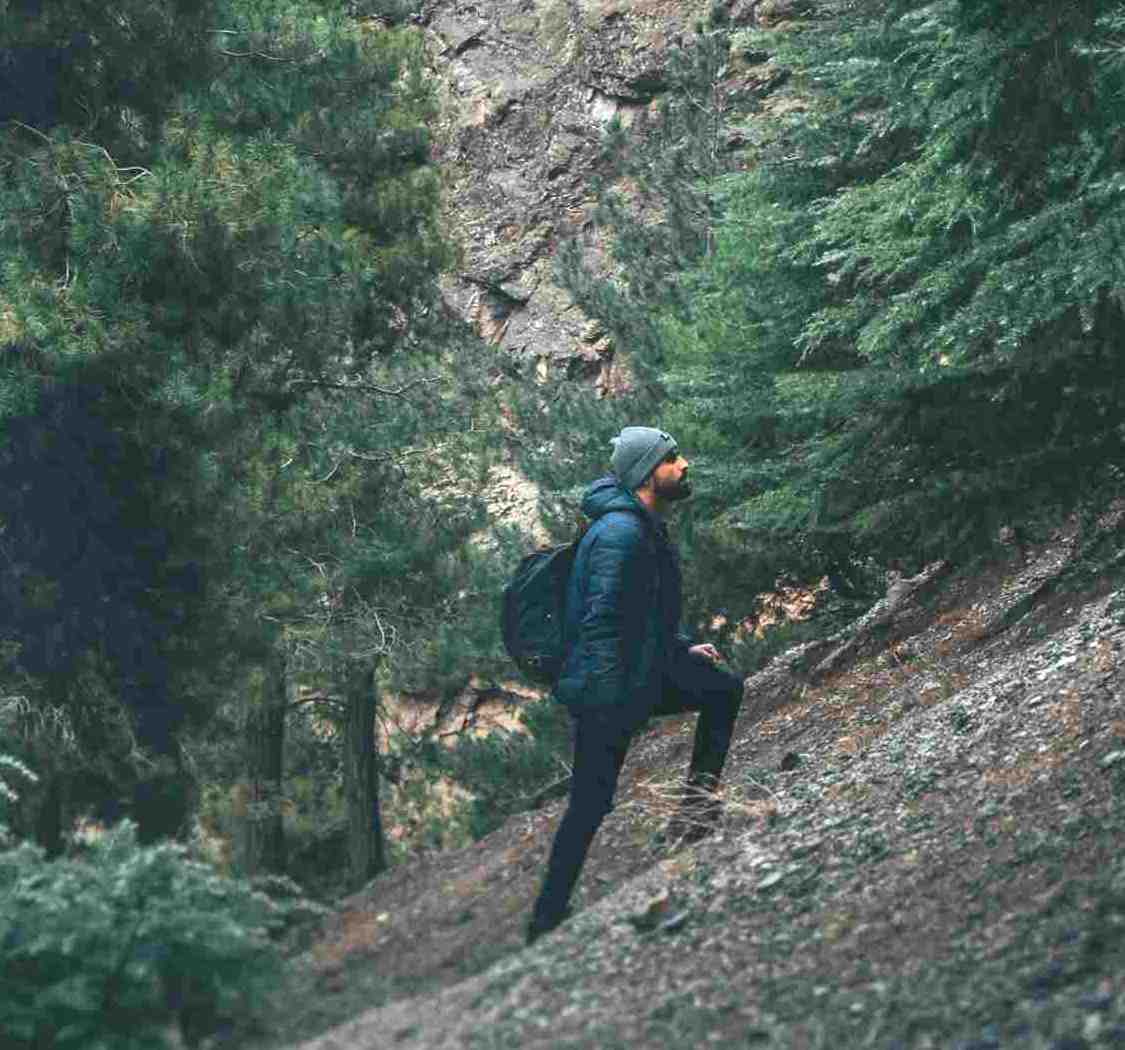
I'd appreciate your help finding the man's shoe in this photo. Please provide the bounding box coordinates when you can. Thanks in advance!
[525,906,573,946]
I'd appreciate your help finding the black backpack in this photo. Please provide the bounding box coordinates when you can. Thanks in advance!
[500,532,584,686]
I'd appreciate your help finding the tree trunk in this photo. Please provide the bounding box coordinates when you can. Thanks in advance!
[343,658,386,892]
[35,771,63,857]
[239,644,287,877]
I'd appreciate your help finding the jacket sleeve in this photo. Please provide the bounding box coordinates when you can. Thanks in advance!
[579,516,649,706]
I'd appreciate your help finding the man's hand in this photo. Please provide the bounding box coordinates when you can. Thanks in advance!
[689,643,723,664]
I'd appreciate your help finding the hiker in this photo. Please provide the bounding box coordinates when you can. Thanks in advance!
[526,426,745,945]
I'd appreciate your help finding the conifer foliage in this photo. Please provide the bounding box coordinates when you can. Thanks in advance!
[550,0,1125,642]
[0,821,325,1048]
[0,0,493,862]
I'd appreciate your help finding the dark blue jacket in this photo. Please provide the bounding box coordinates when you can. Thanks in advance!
[555,477,694,720]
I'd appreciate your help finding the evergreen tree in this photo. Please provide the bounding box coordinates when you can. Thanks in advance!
[0,0,498,854]
[536,0,1125,661]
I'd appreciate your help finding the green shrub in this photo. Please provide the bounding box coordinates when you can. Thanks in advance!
[429,698,573,840]
[0,821,309,1049]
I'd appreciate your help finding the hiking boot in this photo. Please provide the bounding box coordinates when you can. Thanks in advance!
[525,906,573,946]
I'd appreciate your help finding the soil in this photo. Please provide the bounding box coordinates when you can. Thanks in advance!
[268,517,1125,1050]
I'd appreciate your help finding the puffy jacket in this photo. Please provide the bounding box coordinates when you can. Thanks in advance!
[554,476,693,720]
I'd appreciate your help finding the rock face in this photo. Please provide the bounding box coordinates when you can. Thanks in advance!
[421,0,707,392]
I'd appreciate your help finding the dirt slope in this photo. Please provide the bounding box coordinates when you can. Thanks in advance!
[284,519,1125,1050]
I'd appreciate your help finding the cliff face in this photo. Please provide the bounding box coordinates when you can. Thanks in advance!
[420,0,708,392]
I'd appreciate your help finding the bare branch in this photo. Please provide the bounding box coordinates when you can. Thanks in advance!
[5,120,52,143]
[287,695,345,711]
[313,459,344,483]
[346,442,453,463]
[218,48,293,61]
[286,377,442,399]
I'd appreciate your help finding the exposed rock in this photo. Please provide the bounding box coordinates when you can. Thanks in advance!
[477,463,547,542]
[421,0,709,377]
[754,0,817,26]
[809,559,950,679]
[711,0,818,28]
[727,0,764,25]
[740,560,951,727]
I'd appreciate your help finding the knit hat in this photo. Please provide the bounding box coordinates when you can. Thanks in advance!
[610,426,678,490]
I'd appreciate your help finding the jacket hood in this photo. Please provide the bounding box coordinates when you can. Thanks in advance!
[581,475,649,521]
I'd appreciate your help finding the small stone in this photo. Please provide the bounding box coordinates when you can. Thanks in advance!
[627,891,672,932]
[757,870,783,890]
[660,910,690,933]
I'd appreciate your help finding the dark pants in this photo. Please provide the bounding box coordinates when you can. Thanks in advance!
[531,660,743,925]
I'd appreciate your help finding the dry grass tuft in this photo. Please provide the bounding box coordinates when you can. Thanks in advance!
[931,607,991,655]
[1094,638,1118,673]
[621,772,783,839]
[312,909,390,974]
[981,751,1066,789]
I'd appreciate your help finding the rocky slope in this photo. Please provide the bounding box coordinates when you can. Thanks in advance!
[420,0,710,391]
[273,511,1125,1049]
[255,7,1125,1048]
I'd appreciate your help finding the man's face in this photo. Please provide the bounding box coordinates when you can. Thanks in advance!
[648,449,692,501]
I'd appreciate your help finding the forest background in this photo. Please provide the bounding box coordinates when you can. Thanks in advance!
[2,0,1125,1046]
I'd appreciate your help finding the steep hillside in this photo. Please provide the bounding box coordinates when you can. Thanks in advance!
[264,510,1125,1049]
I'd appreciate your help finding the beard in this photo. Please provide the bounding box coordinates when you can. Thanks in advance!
[655,473,692,501]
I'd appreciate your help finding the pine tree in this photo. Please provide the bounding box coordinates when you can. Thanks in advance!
[0,0,499,856]
[533,0,1125,661]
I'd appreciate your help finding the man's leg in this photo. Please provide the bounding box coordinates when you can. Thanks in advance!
[528,707,633,942]
[653,659,744,840]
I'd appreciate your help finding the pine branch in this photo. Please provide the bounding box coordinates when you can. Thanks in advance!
[286,378,442,399]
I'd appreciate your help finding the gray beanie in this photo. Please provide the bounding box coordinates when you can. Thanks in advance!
[610,426,677,490]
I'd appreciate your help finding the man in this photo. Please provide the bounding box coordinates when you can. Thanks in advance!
[526,426,745,945]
